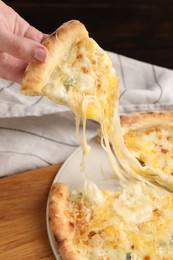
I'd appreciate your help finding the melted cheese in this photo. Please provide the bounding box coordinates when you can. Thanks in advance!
[123,122,173,191]
[124,124,173,177]
[43,38,118,121]
[112,183,154,224]
[68,184,173,260]
[82,178,104,206]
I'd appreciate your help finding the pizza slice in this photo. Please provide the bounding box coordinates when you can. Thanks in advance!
[21,20,119,124]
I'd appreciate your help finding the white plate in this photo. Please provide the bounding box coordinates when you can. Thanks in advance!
[46,136,117,259]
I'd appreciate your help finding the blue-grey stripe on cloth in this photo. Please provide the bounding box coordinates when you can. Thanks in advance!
[0,112,97,176]
[0,51,173,177]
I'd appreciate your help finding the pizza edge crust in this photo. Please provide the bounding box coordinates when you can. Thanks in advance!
[120,110,173,127]
[48,182,86,260]
[20,20,89,96]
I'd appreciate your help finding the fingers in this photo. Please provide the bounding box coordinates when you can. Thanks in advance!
[0,29,48,63]
[0,2,50,83]
[0,52,27,83]
[42,34,49,42]
[24,25,48,43]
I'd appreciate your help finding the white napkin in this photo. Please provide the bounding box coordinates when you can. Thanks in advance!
[0,52,173,177]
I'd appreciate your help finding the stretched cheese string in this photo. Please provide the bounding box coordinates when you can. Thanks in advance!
[75,113,89,173]
[76,89,170,195]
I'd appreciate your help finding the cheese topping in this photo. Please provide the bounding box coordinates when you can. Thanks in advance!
[82,178,104,207]
[43,37,118,122]
[112,183,153,224]
[124,123,173,179]
[67,184,173,260]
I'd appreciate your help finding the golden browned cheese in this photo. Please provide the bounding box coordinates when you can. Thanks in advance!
[121,111,173,191]
[49,182,173,260]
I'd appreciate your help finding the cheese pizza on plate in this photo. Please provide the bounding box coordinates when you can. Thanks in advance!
[21,20,173,260]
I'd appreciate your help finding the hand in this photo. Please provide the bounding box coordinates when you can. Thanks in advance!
[0,0,48,83]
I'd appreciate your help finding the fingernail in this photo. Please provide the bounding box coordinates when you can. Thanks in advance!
[34,48,47,62]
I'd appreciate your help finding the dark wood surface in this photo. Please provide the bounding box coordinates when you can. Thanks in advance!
[5,0,173,69]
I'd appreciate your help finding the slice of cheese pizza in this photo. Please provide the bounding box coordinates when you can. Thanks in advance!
[21,19,120,159]
[21,20,119,123]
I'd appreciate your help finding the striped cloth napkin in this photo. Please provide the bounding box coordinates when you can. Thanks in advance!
[0,52,173,177]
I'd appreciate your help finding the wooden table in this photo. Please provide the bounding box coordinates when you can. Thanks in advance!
[0,163,63,260]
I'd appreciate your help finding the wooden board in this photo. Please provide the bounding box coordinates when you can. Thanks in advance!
[0,163,63,260]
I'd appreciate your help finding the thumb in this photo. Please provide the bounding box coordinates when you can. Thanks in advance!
[0,30,48,63]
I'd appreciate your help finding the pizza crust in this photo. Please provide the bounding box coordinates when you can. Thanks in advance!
[120,110,173,130]
[21,20,88,96]
[48,182,86,260]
